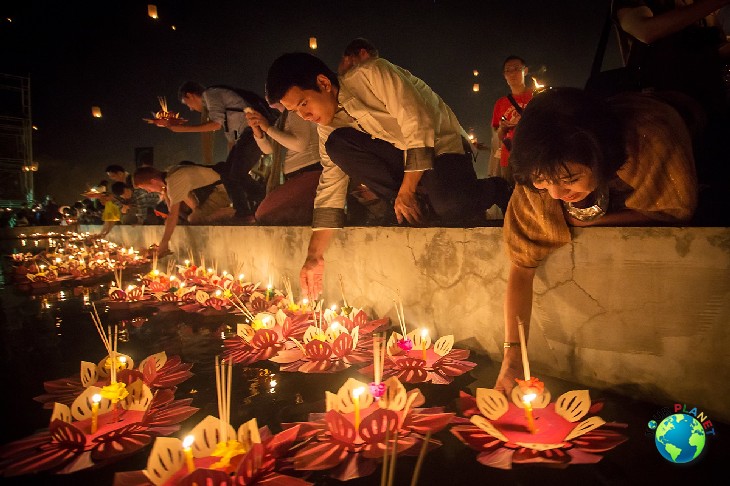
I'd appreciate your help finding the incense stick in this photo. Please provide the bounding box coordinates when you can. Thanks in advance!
[518,319,530,380]
[338,274,348,308]
[409,431,431,486]
[386,431,399,486]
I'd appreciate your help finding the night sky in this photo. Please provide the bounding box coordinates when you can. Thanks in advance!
[2,0,622,205]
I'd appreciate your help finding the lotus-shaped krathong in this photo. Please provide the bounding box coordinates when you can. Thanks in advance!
[450,388,628,469]
[0,386,198,477]
[34,352,194,409]
[281,377,453,481]
[113,418,311,485]
[358,330,476,384]
[269,310,390,374]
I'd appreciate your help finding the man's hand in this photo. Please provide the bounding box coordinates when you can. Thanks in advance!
[245,110,271,132]
[300,257,324,300]
[394,190,424,225]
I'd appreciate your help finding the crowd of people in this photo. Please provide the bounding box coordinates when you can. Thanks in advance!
[8,2,727,395]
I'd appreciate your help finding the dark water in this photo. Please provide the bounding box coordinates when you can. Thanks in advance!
[0,237,726,486]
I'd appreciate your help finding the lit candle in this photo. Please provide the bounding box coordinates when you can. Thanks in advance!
[91,393,101,433]
[266,284,273,300]
[182,435,195,473]
[353,387,364,430]
[184,259,190,267]
[421,328,428,361]
[523,393,537,434]
[238,273,244,281]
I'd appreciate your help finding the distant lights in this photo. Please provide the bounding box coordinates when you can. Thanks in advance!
[309,37,317,50]
[91,106,102,118]
[473,69,479,77]
[147,4,158,19]
[472,83,480,92]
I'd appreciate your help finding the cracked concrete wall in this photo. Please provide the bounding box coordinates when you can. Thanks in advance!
[87,224,730,423]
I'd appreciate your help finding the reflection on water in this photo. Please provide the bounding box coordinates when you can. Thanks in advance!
[0,236,726,485]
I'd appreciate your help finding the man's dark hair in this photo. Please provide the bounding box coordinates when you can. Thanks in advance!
[266,53,338,103]
[510,88,626,190]
[111,181,127,196]
[133,166,165,187]
[343,38,379,57]
[503,55,526,69]
[178,81,206,102]
[105,164,125,174]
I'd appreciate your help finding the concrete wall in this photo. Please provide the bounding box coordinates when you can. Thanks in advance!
[86,223,730,423]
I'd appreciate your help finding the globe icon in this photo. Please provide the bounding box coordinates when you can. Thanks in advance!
[654,413,706,464]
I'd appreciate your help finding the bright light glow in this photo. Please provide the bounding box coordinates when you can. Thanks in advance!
[92,393,102,403]
[309,37,317,49]
[353,387,364,398]
[523,392,537,403]
[472,83,480,92]
[182,435,194,448]
[238,273,244,280]
[421,328,428,338]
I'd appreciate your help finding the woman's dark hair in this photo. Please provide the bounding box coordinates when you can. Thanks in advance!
[105,164,125,174]
[266,52,338,103]
[510,87,626,190]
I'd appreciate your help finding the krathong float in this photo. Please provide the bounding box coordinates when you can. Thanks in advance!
[0,312,198,477]
[280,377,453,482]
[450,321,627,468]
[144,96,187,126]
[112,356,311,485]
[359,296,476,384]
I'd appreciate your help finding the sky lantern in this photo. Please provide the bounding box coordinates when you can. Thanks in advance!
[472,83,480,92]
[147,4,158,19]
[473,69,479,76]
[309,37,317,49]
[91,106,102,118]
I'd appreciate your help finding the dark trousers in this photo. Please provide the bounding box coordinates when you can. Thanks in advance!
[325,127,494,222]
[220,128,266,216]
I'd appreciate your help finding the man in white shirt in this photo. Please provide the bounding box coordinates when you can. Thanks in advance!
[266,52,512,298]
[133,164,235,255]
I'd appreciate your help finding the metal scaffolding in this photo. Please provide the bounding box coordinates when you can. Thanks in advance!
[0,73,34,207]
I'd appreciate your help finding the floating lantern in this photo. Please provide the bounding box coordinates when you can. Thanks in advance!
[473,69,479,76]
[309,37,317,49]
[147,4,158,19]
[91,106,102,118]
[472,83,480,92]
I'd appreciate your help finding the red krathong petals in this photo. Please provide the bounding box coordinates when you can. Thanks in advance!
[331,333,353,358]
[402,411,454,435]
[179,468,230,486]
[251,329,279,349]
[293,441,349,471]
[325,410,357,444]
[392,357,428,383]
[235,443,276,483]
[90,424,153,462]
[304,340,332,361]
[282,314,313,340]
[357,409,399,445]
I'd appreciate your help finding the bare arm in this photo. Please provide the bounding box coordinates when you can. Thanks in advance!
[158,201,181,253]
[617,0,730,44]
[299,229,334,299]
[495,263,536,394]
[166,120,222,134]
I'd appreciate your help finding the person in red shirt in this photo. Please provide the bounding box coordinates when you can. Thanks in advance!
[490,55,534,182]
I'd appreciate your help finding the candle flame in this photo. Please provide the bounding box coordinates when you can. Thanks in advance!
[421,328,428,338]
[92,393,102,403]
[523,392,537,403]
[182,435,194,448]
[352,387,364,398]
